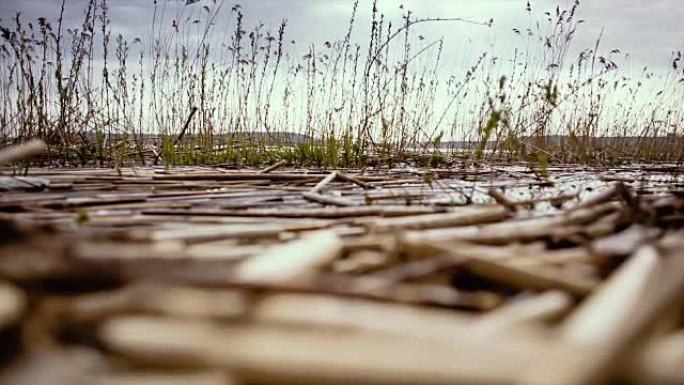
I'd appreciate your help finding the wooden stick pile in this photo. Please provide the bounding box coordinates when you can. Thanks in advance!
[0,164,683,385]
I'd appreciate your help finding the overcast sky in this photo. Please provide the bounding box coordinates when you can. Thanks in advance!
[1,0,682,73]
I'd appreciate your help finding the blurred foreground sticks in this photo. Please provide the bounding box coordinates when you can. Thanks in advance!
[0,165,683,385]
[0,139,46,166]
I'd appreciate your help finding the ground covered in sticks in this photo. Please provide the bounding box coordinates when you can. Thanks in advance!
[1,164,684,385]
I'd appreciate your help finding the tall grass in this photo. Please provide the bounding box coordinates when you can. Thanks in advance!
[1,0,683,167]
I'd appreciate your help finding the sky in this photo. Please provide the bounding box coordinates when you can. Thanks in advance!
[1,0,683,72]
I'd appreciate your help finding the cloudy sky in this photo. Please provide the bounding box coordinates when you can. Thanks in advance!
[1,0,682,72]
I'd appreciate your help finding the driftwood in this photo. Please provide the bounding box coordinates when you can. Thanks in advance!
[402,202,620,244]
[302,192,357,207]
[0,164,682,385]
[101,315,547,385]
[249,293,476,341]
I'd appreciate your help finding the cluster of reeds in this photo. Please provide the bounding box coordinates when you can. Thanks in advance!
[1,0,683,167]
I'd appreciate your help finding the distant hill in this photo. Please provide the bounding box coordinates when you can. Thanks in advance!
[40,131,684,153]
[436,134,683,150]
[81,131,314,145]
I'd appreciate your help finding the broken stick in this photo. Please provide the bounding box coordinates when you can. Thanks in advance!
[234,231,343,284]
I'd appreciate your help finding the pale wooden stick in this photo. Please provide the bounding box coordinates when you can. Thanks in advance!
[369,205,509,232]
[561,246,661,343]
[634,331,684,385]
[235,231,343,284]
[150,205,440,218]
[590,224,662,259]
[250,293,475,343]
[519,244,684,385]
[134,224,283,244]
[404,202,618,244]
[402,216,560,244]
[0,139,46,166]
[398,239,597,295]
[310,171,338,194]
[101,315,548,385]
[506,248,592,268]
[0,280,25,328]
[465,257,598,297]
[66,284,247,323]
[401,238,592,270]
[74,240,265,263]
[258,160,287,174]
[473,291,573,337]
[399,238,546,261]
